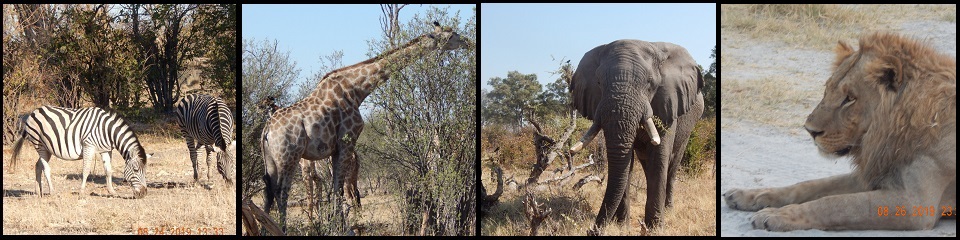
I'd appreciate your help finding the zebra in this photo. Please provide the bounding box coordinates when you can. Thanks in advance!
[10,106,152,198]
[174,94,236,186]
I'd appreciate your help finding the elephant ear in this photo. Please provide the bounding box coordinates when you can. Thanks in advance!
[571,46,604,120]
[654,43,703,119]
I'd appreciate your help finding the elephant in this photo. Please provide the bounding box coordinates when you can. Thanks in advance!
[569,39,704,232]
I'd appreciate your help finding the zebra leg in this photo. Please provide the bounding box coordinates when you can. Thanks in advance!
[35,149,54,197]
[34,148,53,197]
[187,137,200,185]
[79,145,96,197]
[206,145,216,183]
[101,152,117,196]
[35,160,44,198]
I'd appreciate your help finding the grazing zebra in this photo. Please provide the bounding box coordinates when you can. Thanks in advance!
[174,94,236,185]
[10,106,152,198]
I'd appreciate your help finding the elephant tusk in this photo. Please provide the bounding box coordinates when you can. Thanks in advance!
[644,118,661,146]
[570,122,601,153]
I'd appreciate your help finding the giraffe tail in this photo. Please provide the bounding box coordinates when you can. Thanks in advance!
[263,173,275,213]
[261,129,275,214]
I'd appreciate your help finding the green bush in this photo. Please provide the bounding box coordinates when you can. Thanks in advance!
[682,117,716,176]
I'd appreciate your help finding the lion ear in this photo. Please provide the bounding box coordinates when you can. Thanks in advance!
[833,40,854,68]
[873,55,904,92]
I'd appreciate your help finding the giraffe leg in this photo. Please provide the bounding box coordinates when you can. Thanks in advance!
[345,152,361,210]
[101,152,117,196]
[300,158,318,219]
[276,157,297,233]
[333,130,361,232]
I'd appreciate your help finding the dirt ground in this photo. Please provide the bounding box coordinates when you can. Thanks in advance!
[248,189,405,236]
[720,4,956,237]
[2,121,237,235]
[480,161,716,236]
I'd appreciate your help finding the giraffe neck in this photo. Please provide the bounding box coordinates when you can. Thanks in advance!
[358,36,432,100]
[310,35,432,107]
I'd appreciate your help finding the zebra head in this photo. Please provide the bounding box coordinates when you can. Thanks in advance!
[217,140,237,185]
[125,146,154,199]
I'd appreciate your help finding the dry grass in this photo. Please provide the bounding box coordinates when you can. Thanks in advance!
[248,182,406,235]
[722,4,955,50]
[721,76,820,128]
[3,123,236,235]
[480,161,715,236]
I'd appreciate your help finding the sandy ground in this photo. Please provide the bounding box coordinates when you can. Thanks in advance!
[720,11,957,237]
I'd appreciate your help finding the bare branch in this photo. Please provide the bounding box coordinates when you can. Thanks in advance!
[572,175,603,190]
[523,193,552,236]
[481,164,503,213]
[525,110,577,185]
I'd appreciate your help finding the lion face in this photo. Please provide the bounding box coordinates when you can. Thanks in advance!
[803,41,888,158]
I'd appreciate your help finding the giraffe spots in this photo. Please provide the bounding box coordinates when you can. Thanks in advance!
[333,83,343,96]
[323,90,334,101]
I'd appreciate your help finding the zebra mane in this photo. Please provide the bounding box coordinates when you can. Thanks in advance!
[101,108,146,163]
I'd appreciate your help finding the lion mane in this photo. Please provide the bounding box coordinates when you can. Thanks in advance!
[834,33,957,189]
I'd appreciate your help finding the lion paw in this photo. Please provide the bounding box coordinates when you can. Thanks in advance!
[723,188,782,211]
[751,205,812,231]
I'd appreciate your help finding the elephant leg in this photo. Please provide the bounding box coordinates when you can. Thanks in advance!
[667,93,704,207]
[640,130,674,227]
[595,147,634,228]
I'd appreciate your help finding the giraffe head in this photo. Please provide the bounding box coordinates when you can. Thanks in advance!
[425,21,467,51]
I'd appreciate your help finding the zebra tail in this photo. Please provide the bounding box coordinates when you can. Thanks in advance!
[9,130,27,173]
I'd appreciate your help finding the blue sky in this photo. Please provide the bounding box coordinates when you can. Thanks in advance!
[242,4,474,88]
[480,3,716,91]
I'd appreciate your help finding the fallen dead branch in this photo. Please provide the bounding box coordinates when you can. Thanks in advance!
[481,163,504,214]
[525,111,577,185]
[241,198,283,236]
[572,175,603,190]
[536,156,597,186]
[523,192,552,236]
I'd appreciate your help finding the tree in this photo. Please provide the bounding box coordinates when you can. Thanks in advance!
[533,62,572,118]
[483,71,541,130]
[702,45,717,117]
[192,4,237,104]
[295,49,343,101]
[240,38,301,201]
[363,5,476,235]
[123,4,202,113]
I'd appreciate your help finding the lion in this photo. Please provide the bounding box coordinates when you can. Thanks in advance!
[724,32,956,231]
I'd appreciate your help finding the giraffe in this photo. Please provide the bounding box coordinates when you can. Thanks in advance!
[261,21,467,233]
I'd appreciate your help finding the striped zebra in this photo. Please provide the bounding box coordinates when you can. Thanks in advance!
[10,106,152,198]
[174,94,236,185]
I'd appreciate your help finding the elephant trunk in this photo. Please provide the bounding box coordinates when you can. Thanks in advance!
[570,121,601,153]
[642,117,661,146]
[594,146,633,228]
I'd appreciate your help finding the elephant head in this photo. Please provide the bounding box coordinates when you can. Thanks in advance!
[569,40,704,232]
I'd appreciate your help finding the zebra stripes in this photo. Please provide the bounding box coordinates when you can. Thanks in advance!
[174,94,236,185]
[10,106,151,198]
